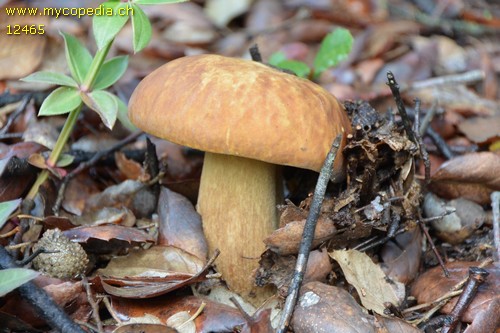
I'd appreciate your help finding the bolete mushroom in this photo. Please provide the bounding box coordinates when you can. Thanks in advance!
[128,54,352,302]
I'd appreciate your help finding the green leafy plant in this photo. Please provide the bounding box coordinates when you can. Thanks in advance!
[0,199,21,229]
[0,268,40,297]
[19,0,187,200]
[269,27,354,79]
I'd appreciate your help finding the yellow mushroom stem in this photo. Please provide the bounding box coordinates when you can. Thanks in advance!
[197,152,281,303]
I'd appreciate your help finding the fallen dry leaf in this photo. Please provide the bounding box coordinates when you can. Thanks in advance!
[264,216,336,255]
[463,297,500,333]
[0,8,48,80]
[291,282,419,333]
[380,228,422,283]
[458,115,500,144]
[98,246,210,298]
[157,187,208,262]
[113,323,177,333]
[330,249,405,315]
[411,261,500,322]
[111,295,246,331]
[205,0,252,28]
[429,152,500,205]
[423,193,486,244]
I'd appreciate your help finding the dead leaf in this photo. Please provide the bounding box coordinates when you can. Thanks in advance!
[430,152,500,205]
[411,261,500,322]
[205,0,252,28]
[380,228,423,283]
[84,179,157,218]
[62,174,101,215]
[291,282,419,333]
[98,246,209,298]
[264,216,336,255]
[458,115,500,144]
[256,249,332,296]
[0,8,48,80]
[157,187,208,262]
[463,297,500,333]
[410,85,499,117]
[113,323,177,333]
[111,295,246,331]
[62,224,155,253]
[115,151,149,181]
[423,193,486,244]
[330,249,405,315]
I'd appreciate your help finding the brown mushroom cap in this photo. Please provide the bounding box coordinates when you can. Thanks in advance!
[129,54,351,174]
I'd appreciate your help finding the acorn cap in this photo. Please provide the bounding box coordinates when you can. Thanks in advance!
[128,54,351,177]
[33,229,88,279]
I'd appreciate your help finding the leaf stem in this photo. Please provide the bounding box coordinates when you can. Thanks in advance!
[82,40,113,91]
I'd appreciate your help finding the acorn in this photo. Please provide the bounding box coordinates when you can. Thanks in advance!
[33,228,89,279]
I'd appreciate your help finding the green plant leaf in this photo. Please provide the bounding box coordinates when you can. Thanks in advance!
[133,0,188,5]
[0,198,21,229]
[131,4,152,53]
[0,268,40,297]
[21,71,78,88]
[93,1,130,50]
[61,32,93,84]
[93,56,129,90]
[268,51,287,66]
[81,90,118,129]
[39,87,82,116]
[313,27,353,78]
[268,51,311,78]
[112,94,137,132]
[275,60,310,78]
[56,154,75,168]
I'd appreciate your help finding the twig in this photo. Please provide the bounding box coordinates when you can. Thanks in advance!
[441,267,489,333]
[426,127,455,160]
[386,72,417,144]
[418,103,438,137]
[413,258,492,326]
[491,192,500,261]
[406,70,485,92]
[0,90,49,108]
[0,245,86,333]
[276,135,342,333]
[0,94,31,136]
[52,131,143,215]
[83,276,103,333]
[418,212,449,278]
[414,99,431,183]
[249,44,263,62]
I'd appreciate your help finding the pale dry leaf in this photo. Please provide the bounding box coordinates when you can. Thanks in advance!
[330,249,405,315]
[205,0,253,28]
[430,152,500,205]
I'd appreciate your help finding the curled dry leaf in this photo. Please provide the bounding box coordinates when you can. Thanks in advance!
[429,152,500,205]
[423,193,486,244]
[411,261,500,322]
[330,249,405,315]
[380,228,422,284]
[98,246,210,298]
[291,282,420,333]
[463,297,500,333]
[113,323,177,333]
[264,216,336,255]
[111,295,245,331]
[157,187,208,262]
[62,224,155,253]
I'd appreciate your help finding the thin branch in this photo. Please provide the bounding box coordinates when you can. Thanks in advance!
[52,131,143,215]
[491,191,500,261]
[276,134,342,333]
[386,72,417,144]
[0,94,31,136]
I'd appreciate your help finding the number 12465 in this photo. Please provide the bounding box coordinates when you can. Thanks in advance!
[6,24,45,35]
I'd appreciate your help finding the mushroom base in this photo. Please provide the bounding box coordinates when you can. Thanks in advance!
[197,152,280,304]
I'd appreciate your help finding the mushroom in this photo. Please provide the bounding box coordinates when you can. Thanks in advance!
[128,54,352,303]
